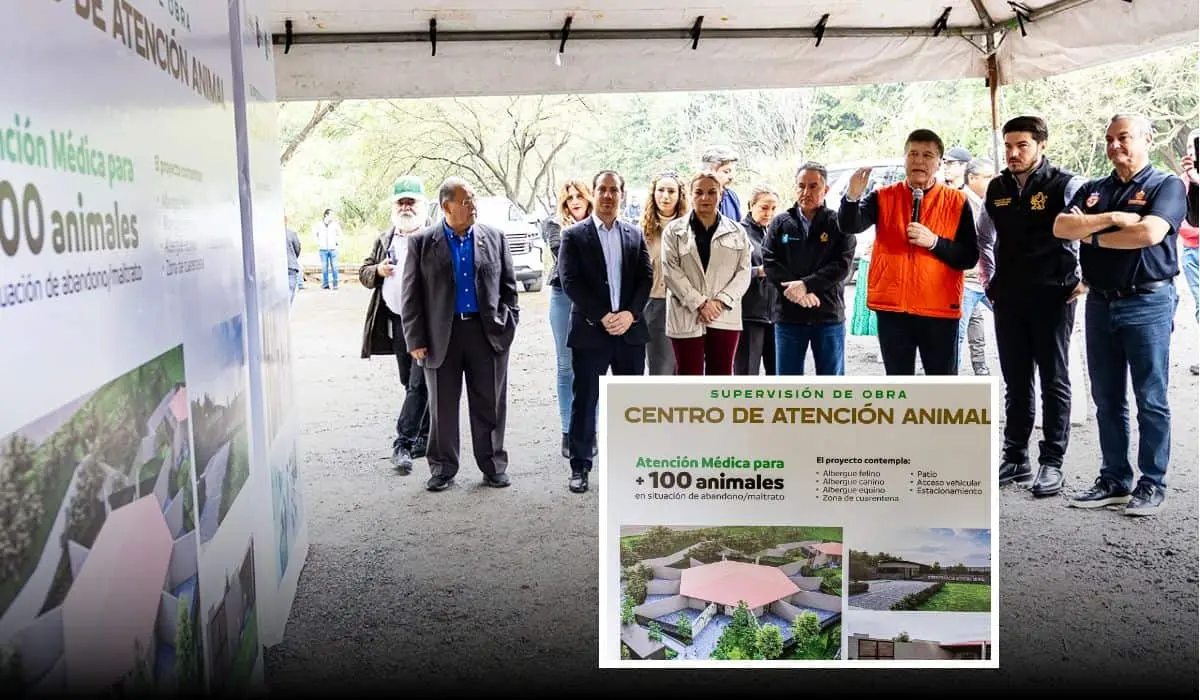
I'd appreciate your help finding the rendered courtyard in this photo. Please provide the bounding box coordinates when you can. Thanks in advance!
[618,527,843,660]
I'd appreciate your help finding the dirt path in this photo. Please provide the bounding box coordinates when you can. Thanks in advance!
[263,281,1197,693]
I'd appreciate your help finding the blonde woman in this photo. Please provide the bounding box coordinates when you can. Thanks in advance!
[543,180,594,458]
[638,171,689,375]
[662,171,753,375]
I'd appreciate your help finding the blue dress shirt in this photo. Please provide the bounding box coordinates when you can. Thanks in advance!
[443,222,479,313]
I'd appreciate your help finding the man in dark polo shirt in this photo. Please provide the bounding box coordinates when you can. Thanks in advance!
[979,116,1087,498]
[1053,114,1187,516]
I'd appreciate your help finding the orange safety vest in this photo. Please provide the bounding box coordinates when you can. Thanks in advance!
[866,182,967,320]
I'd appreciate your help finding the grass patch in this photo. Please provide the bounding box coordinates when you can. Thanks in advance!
[219,426,251,523]
[916,582,991,612]
[230,607,260,692]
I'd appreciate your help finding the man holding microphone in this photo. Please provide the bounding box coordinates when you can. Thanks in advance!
[839,128,980,375]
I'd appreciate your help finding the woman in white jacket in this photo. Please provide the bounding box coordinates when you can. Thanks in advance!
[662,171,753,375]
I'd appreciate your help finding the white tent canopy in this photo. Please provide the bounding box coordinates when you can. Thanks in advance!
[269,0,1198,101]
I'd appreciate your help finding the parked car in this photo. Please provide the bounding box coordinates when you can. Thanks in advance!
[429,195,546,292]
[823,158,906,284]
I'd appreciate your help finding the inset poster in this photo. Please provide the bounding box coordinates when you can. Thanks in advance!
[599,378,999,668]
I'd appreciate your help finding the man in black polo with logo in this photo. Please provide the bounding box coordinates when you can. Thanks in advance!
[980,116,1087,498]
[762,161,856,375]
[1053,114,1187,516]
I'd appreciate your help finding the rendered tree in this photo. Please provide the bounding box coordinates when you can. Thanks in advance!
[620,595,636,625]
[756,624,785,660]
[0,435,44,582]
[895,631,911,642]
[687,540,725,564]
[176,599,201,692]
[711,601,759,660]
[675,614,693,642]
[647,621,663,643]
[0,642,24,694]
[790,611,822,659]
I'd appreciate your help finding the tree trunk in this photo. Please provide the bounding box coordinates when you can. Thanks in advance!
[280,100,344,167]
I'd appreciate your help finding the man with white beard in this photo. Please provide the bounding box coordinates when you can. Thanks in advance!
[359,176,432,473]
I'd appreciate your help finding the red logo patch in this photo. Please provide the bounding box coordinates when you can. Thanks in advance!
[1085,193,1100,208]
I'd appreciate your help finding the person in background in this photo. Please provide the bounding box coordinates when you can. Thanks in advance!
[662,171,752,375]
[958,156,997,375]
[639,171,689,376]
[942,146,973,189]
[1179,128,1199,376]
[840,129,980,375]
[734,184,781,375]
[543,180,595,458]
[313,208,343,290]
[763,162,856,375]
[285,215,302,306]
[982,116,1087,496]
[558,171,653,494]
[359,176,432,474]
[1054,113,1187,516]
[701,145,743,221]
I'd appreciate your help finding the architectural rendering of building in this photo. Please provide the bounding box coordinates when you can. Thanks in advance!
[847,633,992,660]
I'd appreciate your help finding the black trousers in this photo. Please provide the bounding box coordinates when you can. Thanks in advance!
[992,287,1076,467]
[875,311,959,375]
[569,338,646,472]
[391,316,430,451]
[424,317,510,478]
[734,321,777,375]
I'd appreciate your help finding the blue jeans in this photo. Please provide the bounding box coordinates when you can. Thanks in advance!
[956,287,992,371]
[774,322,845,375]
[1183,246,1199,323]
[288,271,300,305]
[319,249,338,288]
[549,286,574,432]
[1085,283,1177,489]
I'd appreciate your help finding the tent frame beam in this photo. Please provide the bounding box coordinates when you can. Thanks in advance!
[269,0,1100,48]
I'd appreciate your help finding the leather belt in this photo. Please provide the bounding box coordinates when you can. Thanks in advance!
[1091,279,1169,301]
[454,312,480,320]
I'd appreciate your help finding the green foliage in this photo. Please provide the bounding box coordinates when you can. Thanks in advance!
[891,582,946,610]
[820,571,843,596]
[756,624,785,660]
[790,610,822,658]
[624,569,648,605]
[176,598,201,692]
[711,601,761,660]
[675,614,692,642]
[620,643,631,660]
[687,539,726,564]
[647,621,663,643]
[620,595,636,625]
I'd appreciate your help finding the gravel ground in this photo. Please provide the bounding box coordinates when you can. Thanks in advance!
[264,279,1197,694]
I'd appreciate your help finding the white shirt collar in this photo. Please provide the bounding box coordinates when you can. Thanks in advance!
[592,214,619,233]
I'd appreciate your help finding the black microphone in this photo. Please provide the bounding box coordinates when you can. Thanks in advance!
[911,187,924,224]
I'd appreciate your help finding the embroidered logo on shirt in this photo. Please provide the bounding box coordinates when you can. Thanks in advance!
[819,232,829,242]
[1030,192,1048,211]
[1085,193,1100,208]
[993,197,1012,207]
[1128,189,1148,206]
[781,234,790,244]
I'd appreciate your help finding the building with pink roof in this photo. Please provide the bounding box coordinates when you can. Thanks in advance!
[680,561,801,612]
[61,495,174,693]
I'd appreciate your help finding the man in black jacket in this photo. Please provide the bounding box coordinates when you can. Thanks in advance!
[762,162,856,375]
[980,116,1087,497]
[558,171,653,494]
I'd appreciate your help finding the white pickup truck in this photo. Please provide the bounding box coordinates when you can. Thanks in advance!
[430,195,546,292]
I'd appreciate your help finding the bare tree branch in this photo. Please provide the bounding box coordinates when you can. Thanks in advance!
[280,99,343,166]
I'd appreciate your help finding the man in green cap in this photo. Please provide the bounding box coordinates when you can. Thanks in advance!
[359,175,432,472]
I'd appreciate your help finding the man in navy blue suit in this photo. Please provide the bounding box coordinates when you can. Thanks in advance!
[558,170,654,494]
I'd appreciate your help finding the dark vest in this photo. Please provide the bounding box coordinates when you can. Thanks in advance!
[985,159,1079,296]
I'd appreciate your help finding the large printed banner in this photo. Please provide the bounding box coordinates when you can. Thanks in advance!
[599,378,999,669]
[230,0,308,650]
[0,1,302,695]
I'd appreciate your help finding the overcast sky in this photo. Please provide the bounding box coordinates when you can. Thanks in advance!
[856,528,991,567]
[849,612,990,643]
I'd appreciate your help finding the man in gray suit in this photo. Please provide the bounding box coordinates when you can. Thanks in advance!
[401,177,520,492]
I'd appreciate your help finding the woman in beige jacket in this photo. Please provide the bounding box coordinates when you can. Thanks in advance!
[662,171,753,375]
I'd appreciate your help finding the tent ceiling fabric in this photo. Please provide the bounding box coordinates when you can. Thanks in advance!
[268,0,1198,100]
